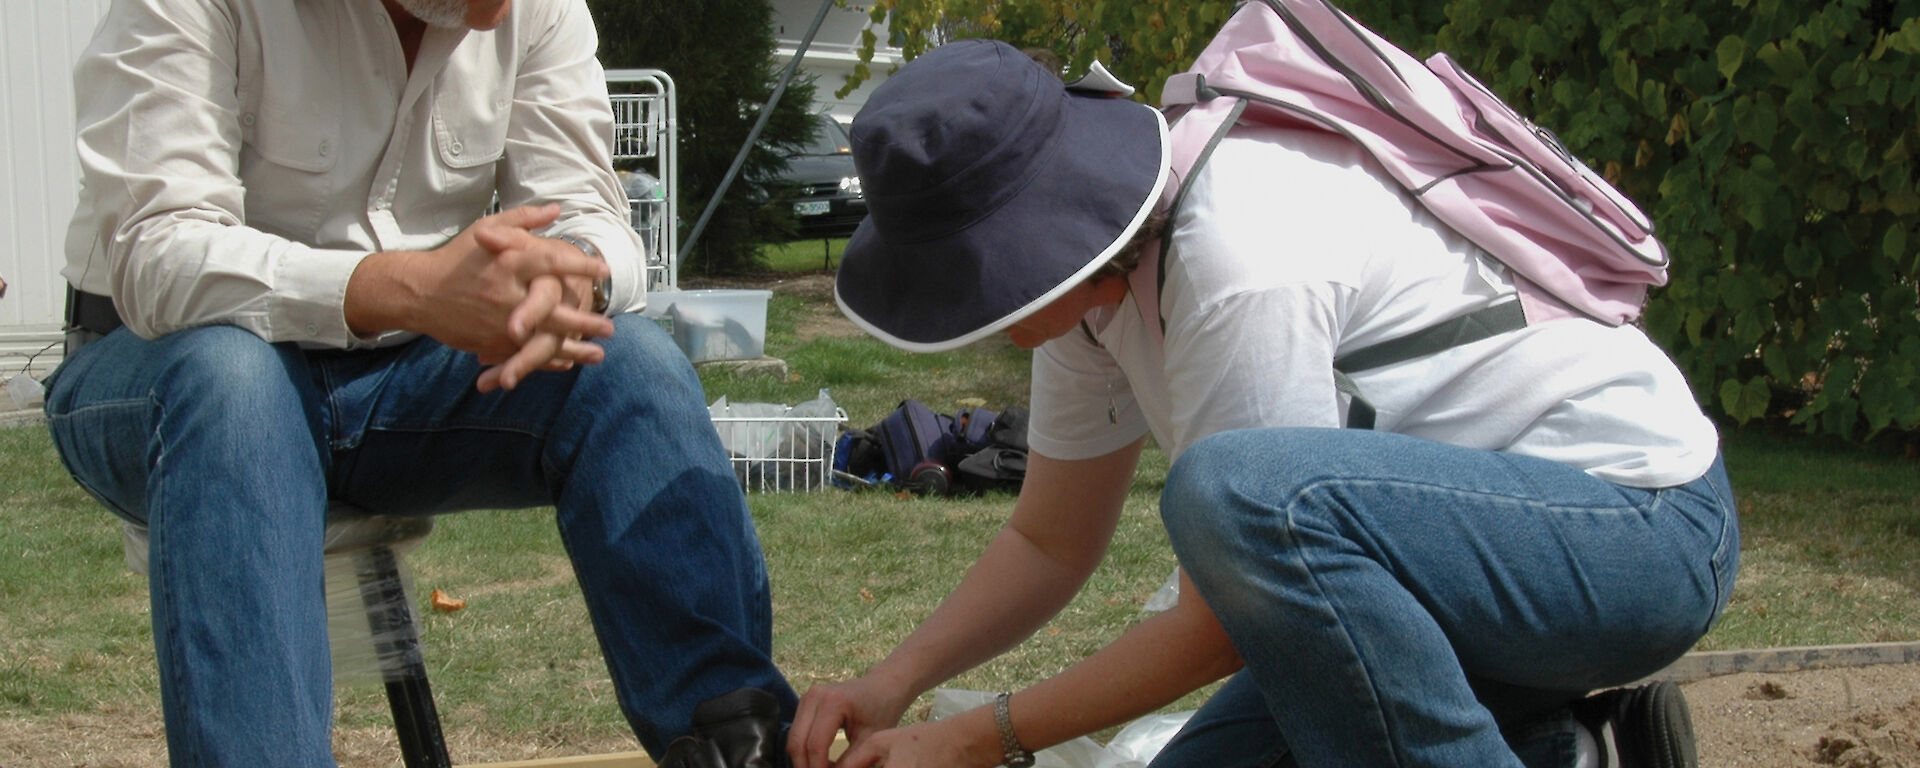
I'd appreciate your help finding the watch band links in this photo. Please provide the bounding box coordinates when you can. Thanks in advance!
[993,691,1035,768]
[551,233,611,314]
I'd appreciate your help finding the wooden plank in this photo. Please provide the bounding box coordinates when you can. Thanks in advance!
[1646,641,1920,684]
[462,753,654,768]
[462,735,846,768]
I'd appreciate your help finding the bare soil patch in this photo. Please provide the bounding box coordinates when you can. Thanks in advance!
[1688,663,1920,767]
[9,663,1920,766]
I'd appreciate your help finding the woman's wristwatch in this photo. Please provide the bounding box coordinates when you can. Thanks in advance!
[551,234,611,314]
[994,692,1035,767]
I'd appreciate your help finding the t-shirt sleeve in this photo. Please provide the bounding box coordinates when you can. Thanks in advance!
[1028,328,1152,460]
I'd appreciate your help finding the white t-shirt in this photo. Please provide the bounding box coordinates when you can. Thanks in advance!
[1028,125,1718,488]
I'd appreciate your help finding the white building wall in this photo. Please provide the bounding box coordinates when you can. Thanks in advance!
[770,0,902,122]
[1,0,112,375]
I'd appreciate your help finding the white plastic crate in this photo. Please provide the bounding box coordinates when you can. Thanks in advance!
[709,408,846,493]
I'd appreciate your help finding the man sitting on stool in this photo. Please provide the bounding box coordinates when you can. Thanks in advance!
[44,0,794,764]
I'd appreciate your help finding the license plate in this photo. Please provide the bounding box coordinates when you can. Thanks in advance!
[793,200,830,217]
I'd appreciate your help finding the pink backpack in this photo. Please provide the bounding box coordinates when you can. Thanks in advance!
[1129,0,1670,353]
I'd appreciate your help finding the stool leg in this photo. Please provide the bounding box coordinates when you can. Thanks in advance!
[356,545,452,768]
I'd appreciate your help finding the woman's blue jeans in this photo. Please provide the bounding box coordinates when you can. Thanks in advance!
[1149,428,1738,768]
[42,315,796,766]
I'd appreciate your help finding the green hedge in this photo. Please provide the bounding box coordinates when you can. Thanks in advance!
[1413,0,1920,441]
[865,0,1920,441]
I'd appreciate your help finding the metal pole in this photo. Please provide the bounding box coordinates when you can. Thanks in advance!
[679,0,838,257]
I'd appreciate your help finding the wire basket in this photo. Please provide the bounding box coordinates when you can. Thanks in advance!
[710,408,846,492]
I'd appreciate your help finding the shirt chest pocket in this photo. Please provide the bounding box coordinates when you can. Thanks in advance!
[432,90,510,174]
[239,103,341,236]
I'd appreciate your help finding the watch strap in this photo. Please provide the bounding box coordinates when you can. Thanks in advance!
[551,233,611,314]
[993,692,1034,768]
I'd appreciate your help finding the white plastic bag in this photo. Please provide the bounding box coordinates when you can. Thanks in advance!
[929,689,1193,768]
[1143,566,1181,613]
[708,395,788,459]
[5,373,45,410]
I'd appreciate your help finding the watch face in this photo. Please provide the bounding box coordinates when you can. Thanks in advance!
[593,275,612,313]
[1007,753,1035,768]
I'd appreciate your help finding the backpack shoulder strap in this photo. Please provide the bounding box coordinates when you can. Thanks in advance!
[1332,299,1526,374]
[1129,93,1248,347]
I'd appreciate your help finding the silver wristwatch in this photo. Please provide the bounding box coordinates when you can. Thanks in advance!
[993,692,1034,768]
[552,234,611,314]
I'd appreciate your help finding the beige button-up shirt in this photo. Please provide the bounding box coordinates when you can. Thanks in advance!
[63,0,646,348]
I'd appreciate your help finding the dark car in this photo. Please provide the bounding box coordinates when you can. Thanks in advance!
[774,114,867,240]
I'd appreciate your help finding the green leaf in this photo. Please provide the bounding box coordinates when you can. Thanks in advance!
[1830,356,1860,394]
[1783,241,1824,278]
[1755,42,1809,85]
[1639,79,1668,116]
[1718,378,1749,421]
[1509,59,1534,89]
[1743,376,1773,420]
[1885,225,1911,263]
[1716,35,1748,81]
[1525,23,1553,55]
[1762,345,1792,384]
[1732,95,1778,148]
[1844,141,1872,176]
[1885,187,1920,216]
[1733,307,1768,348]
[1891,18,1920,55]
[1718,376,1771,423]
[1783,89,1818,129]
[1613,51,1639,96]
[1823,397,1860,438]
[1867,75,1892,105]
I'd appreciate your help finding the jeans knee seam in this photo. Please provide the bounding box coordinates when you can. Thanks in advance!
[1273,498,1410,767]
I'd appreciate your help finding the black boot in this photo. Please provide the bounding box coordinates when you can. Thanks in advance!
[689,687,788,768]
[657,733,728,768]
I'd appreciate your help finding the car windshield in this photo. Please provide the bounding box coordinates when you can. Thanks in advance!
[797,117,851,156]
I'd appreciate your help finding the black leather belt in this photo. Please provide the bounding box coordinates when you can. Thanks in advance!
[67,287,125,336]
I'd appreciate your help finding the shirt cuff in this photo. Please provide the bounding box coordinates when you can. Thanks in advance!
[272,244,375,348]
[547,218,647,314]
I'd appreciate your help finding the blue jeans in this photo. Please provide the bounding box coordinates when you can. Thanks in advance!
[1149,428,1737,768]
[42,315,796,766]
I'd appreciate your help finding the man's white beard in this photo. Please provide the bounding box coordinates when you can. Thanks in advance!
[392,0,470,29]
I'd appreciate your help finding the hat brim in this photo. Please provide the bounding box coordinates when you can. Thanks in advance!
[835,97,1170,353]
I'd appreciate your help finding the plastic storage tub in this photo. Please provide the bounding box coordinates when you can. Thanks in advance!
[641,289,771,363]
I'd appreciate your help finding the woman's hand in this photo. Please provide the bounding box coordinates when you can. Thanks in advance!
[787,676,912,768]
[827,709,1002,768]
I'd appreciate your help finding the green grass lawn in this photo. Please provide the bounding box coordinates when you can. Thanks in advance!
[761,236,850,273]
[4,253,1918,758]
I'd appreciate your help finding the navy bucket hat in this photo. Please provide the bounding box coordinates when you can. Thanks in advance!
[835,39,1169,352]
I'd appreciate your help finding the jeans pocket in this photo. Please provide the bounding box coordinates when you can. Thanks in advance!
[45,412,147,526]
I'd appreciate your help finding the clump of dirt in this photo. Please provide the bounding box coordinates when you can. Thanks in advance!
[1749,680,1793,700]
[1803,700,1920,767]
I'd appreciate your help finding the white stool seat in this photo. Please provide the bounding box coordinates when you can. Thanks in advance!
[117,501,451,768]
[120,501,433,576]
